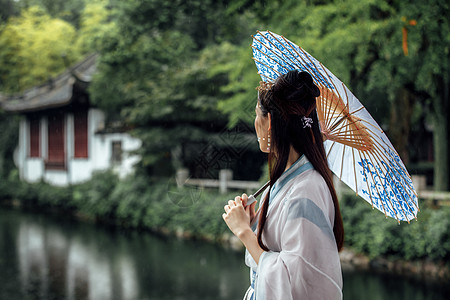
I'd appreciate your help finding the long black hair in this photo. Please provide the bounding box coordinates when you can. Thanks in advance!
[257,70,344,251]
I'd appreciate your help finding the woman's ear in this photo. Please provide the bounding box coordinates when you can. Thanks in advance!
[267,112,272,131]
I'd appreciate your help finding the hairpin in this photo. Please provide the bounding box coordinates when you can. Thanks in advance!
[256,81,274,92]
[301,116,313,128]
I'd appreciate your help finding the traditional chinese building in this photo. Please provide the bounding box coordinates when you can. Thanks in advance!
[0,54,141,186]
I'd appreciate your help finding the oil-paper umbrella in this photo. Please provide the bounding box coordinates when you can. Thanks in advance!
[249,30,419,223]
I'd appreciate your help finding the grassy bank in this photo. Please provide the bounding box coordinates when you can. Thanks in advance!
[1,170,449,270]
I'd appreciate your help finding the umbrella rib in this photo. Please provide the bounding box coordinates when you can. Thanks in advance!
[329,132,369,141]
[331,139,369,149]
[328,115,347,133]
[349,105,365,115]
[352,148,358,195]
[358,150,375,209]
[316,91,324,118]
[252,37,296,73]
[329,120,372,139]
[317,88,327,126]
[275,33,323,81]
[364,127,406,161]
[331,129,371,141]
[340,144,346,180]
[330,127,370,137]
[278,35,328,89]
[317,61,347,110]
[252,57,282,79]
[298,49,332,89]
[321,88,336,129]
[359,119,384,133]
[261,73,274,82]
[331,110,364,129]
[372,139,413,188]
[367,133,413,184]
[360,150,391,219]
[261,31,314,78]
[373,149,412,223]
[329,131,369,140]
[325,88,336,129]
[327,95,344,131]
[371,145,419,212]
[370,146,418,220]
[370,142,411,188]
[365,150,404,222]
[326,140,337,160]
[252,50,285,74]
[363,150,402,222]
[265,31,307,70]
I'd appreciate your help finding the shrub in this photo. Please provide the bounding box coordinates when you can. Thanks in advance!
[341,192,450,262]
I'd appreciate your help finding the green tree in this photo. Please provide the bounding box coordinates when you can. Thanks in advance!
[75,1,117,53]
[0,6,80,93]
[10,0,86,27]
[89,0,261,176]
[365,0,450,190]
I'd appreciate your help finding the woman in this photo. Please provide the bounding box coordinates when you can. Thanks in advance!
[222,70,344,300]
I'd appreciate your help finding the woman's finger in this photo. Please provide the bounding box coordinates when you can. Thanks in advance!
[235,196,243,206]
[224,204,230,213]
[241,193,248,206]
[228,200,236,207]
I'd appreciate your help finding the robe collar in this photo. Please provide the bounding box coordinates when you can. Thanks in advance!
[269,155,313,205]
[251,155,314,232]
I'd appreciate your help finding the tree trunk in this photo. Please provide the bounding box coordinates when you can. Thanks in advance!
[432,80,449,191]
[389,87,414,164]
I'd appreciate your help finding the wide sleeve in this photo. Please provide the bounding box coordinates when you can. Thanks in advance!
[254,196,343,300]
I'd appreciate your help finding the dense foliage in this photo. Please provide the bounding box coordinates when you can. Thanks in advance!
[341,192,450,261]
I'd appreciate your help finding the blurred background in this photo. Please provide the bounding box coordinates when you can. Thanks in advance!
[0,0,449,299]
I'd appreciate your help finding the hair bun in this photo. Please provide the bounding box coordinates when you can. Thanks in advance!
[298,71,320,97]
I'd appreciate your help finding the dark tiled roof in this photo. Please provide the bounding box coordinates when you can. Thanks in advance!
[0,53,97,113]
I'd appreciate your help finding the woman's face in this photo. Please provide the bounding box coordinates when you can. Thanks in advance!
[254,101,271,153]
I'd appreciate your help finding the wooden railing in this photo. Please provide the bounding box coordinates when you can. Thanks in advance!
[176,169,261,194]
[412,175,450,207]
[176,170,450,207]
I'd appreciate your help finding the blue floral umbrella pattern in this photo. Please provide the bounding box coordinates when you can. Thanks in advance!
[252,30,419,222]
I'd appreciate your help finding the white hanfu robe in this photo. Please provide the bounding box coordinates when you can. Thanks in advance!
[244,155,343,300]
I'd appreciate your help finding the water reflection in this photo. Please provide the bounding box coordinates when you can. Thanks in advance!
[16,214,139,300]
[1,208,249,300]
[0,207,448,300]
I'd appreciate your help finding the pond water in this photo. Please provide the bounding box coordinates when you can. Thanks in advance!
[0,207,448,300]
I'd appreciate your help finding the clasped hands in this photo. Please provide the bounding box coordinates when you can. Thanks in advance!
[222,193,257,239]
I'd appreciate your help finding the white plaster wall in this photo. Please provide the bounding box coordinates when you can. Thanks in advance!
[94,132,142,179]
[44,171,69,186]
[70,160,92,184]
[111,133,142,179]
[15,108,142,186]
[90,109,110,172]
[69,108,141,183]
[25,159,44,183]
